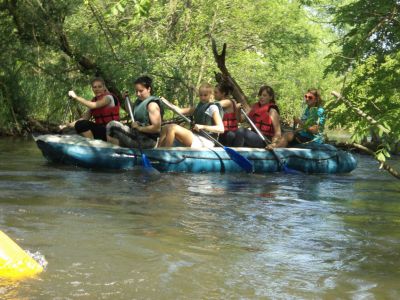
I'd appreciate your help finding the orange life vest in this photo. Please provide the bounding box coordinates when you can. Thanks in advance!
[248,101,279,137]
[222,99,239,132]
[91,92,120,125]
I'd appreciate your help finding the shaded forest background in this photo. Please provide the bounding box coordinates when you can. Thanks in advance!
[0,0,399,162]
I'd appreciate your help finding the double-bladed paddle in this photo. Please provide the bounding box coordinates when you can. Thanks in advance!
[125,96,160,174]
[161,99,254,173]
[240,108,299,174]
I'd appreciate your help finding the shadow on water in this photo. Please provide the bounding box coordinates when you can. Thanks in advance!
[1,138,400,299]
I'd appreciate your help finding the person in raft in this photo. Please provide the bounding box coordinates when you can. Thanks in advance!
[270,88,325,148]
[158,83,224,148]
[59,77,120,141]
[106,76,163,149]
[232,85,281,148]
[214,82,240,146]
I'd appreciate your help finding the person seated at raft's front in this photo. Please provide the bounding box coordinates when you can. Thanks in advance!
[232,85,281,148]
[59,77,120,141]
[270,88,325,148]
[106,76,163,149]
[158,83,224,148]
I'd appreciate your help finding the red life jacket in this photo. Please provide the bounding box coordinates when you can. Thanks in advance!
[222,99,239,132]
[91,92,120,125]
[248,101,279,137]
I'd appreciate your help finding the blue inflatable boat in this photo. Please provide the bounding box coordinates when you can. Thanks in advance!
[34,134,357,174]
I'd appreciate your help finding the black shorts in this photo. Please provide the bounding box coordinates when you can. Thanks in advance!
[74,120,106,141]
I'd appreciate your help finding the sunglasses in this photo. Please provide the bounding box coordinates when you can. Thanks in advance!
[304,94,315,100]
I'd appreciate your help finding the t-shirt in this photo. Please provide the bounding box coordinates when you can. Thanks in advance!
[298,106,325,143]
[204,104,219,118]
[105,95,116,107]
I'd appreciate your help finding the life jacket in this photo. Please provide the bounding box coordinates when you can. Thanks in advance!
[248,101,279,137]
[132,96,164,126]
[193,102,224,126]
[91,92,120,125]
[222,99,239,132]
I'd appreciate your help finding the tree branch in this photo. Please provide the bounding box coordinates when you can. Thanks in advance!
[211,38,250,110]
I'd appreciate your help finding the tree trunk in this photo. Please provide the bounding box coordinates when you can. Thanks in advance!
[211,38,250,111]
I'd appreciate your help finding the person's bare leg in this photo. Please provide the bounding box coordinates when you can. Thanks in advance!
[273,132,294,148]
[164,124,193,147]
[107,136,120,146]
[80,130,94,139]
[157,126,168,147]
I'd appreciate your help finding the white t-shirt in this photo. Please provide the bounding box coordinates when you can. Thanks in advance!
[105,95,116,107]
[204,104,219,118]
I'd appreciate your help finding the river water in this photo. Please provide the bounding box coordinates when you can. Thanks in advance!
[0,137,399,299]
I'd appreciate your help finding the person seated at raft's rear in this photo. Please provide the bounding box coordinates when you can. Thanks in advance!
[59,77,120,141]
[106,76,163,149]
[269,88,325,148]
[158,83,224,147]
[232,85,281,148]
[214,82,240,147]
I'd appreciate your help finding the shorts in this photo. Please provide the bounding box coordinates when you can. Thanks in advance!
[191,133,215,148]
[106,121,157,149]
[74,120,106,141]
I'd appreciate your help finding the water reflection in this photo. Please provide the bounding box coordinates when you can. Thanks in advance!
[0,138,399,299]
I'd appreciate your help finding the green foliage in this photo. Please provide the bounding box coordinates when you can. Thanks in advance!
[325,0,400,159]
[0,0,341,133]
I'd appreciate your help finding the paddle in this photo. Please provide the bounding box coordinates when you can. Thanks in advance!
[240,108,299,174]
[125,96,160,174]
[161,98,254,173]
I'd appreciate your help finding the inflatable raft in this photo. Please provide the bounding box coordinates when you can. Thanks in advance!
[34,134,357,174]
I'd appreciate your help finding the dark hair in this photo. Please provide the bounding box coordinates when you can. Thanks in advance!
[215,81,233,97]
[134,76,153,90]
[258,85,275,103]
[307,88,323,106]
[90,77,106,87]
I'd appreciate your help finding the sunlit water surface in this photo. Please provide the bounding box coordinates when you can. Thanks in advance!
[0,137,399,299]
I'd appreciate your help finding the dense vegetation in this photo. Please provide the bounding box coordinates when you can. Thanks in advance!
[0,0,399,163]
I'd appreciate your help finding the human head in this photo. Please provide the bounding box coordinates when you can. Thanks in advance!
[198,83,213,102]
[304,88,322,107]
[90,77,107,96]
[214,82,233,100]
[134,76,153,100]
[258,85,275,104]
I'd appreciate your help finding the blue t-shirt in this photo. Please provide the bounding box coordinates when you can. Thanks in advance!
[298,107,325,143]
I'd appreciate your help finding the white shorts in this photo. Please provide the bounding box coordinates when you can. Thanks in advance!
[191,133,215,148]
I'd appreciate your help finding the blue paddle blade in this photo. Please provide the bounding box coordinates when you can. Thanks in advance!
[282,164,302,175]
[141,153,160,174]
[223,147,254,173]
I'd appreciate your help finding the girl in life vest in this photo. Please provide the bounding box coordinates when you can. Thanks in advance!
[158,83,224,148]
[214,82,240,147]
[106,76,163,149]
[271,88,325,148]
[59,77,120,141]
[232,85,282,148]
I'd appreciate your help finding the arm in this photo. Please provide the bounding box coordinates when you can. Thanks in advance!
[297,107,325,135]
[133,102,162,134]
[68,90,111,110]
[218,99,233,109]
[193,110,224,134]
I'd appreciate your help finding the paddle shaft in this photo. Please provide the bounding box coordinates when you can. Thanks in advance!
[240,108,289,171]
[240,108,271,145]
